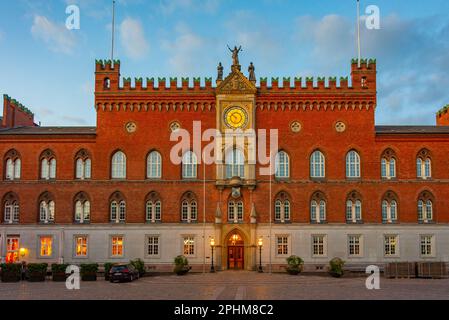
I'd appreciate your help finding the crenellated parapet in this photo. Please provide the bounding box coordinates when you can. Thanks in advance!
[437,104,449,126]
[3,95,34,116]
[2,94,36,128]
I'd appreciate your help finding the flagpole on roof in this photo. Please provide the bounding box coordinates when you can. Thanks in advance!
[111,0,116,62]
[357,0,361,68]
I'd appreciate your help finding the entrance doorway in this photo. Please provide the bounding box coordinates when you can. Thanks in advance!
[227,232,244,270]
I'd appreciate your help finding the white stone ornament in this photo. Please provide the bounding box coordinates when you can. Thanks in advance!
[335,121,346,133]
[290,121,302,133]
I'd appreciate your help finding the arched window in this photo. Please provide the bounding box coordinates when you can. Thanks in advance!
[416,149,431,179]
[228,200,244,223]
[104,77,111,89]
[74,192,90,223]
[110,191,126,223]
[226,148,245,179]
[75,149,92,180]
[310,191,326,223]
[181,192,197,223]
[275,151,290,178]
[40,149,56,180]
[346,150,361,178]
[274,192,291,223]
[381,191,398,223]
[418,191,434,223]
[146,192,161,223]
[182,151,197,179]
[111,151,126,179]
[3,192,19,224]
[381,149,396,179]
[147,151,162,179]
[346,191,362,223]
[38,192,55,223]
[310,150,325,178]
[4,149,21,181]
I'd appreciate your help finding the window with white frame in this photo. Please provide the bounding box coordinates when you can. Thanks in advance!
[275,151,290,179]
[312,235,326,257]
[276,236,289,255]
[380,148,396,179]
[147,236,160,256]
[228,200,244,223]
[310,150,325,178]
[310,191,326,223]
[39,236,53,257]
[110,192,126,223]
[111,151,126,179]
[274,192,290,223]
[346,150,361,178]
[226,148,245,179]
[183,236,195,256]
[416,149,431,179]
[74,236,88,257]
[111,236,124,257]
[75,149,92,180]
[348,235,362,257]
[418,191,434,223]
[147,151,162,179]
[6,236,19,263]
[3,193,19,224]
[420,235,434,257]
[40,149,56,180]
[39,192,55,223]
[182,151,198,179]
[346,192,362,223]
[384,235,398,256]
[181,192,197,223]
[382,191,398,223]
[4,149,21,181]
[74,192,90,224]
[146,192,162,223]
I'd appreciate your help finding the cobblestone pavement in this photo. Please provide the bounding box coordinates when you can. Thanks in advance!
[0,271,448,300]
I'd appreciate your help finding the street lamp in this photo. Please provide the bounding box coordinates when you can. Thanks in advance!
[257,237,263,273]
[210,238,215,273]
[19,248,26,260]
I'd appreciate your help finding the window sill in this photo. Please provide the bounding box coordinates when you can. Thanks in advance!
[418,221,435,225]
[181,221,198,224]
[110,221,126,224]
[310,177,326,182]
[146,221,162,224]
[39,221,55,225]
[274,221,292,224]
[74,221,91,225]
[346,220,364,224]
[382,221,398,224]
[310,221,328,225]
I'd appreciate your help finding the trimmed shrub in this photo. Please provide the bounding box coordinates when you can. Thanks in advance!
[286,255,304,275]
[329,258,345,278]
[80,263,98,281]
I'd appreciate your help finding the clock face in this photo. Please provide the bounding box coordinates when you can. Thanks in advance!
[224,107,248,129]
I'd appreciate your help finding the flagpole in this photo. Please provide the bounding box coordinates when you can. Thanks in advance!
[357,0,361,68]
[111,0,116,62]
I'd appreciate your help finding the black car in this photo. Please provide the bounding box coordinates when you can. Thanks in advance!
[109,264,140,283]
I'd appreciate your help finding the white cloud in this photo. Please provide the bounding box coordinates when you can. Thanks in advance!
[119,17,150,60]
[31,15,77,54]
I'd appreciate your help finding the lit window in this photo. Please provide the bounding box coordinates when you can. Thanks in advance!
[276,236,289,255]
[111,151,126,179]
[183,236,195,256]
[348,235,362,257]
[384,235,398,256]
[111,236,124,257]
[312,235,326,257]
[310,150,325,178]
[40,236,53,257]
[346,150,360,178]
[226,148,245,179]
[147,151,162,179]
[275,151,290,179]
[420,235,434,257]
[75,236,88,257]
[147,236,160,256]
[228,200,244,223]
[182,151,197,179]
[6,236,19,263]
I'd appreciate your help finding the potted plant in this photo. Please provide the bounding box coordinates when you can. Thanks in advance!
[173,255,191,276]
[131,259,146,277]
[286,255,304,275]
[0,263,22,282]
[103,262,114,281]
[329,257,345,278]
[51,264,69,282]
[27,263,48,282]
[80,263,98,281]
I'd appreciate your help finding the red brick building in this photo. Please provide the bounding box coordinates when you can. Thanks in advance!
[0,53,448,272]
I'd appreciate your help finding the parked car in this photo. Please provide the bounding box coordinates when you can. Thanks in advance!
[109,264,139,283]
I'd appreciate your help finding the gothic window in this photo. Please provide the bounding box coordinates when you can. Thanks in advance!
[38,192,55,223]
[74,192,91,224]
[4,149,21,181]
[346,191,362,223]
[228,200,244,223]
[416,149,431,179]
[111,151,126,179]
[310,150,325,178]
[104,78,111,89]
[346,150,360,178]
[75,149,92,180]
[418,191,434,223]
[381,191,398,223]
[274,192,291,223]
[146,192,162,223]
[181,192,197,223]
[381,149,397,179]
[310,191,326,223]
[3,192,19,224]
[182,151,198,179]
[40,149,56,180]
[147,151,162,179]
[226,148,245,179]
[110,191,126,223]
[275,151,290,179]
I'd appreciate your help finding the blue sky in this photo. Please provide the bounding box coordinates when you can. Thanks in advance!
[0,0,448,126]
